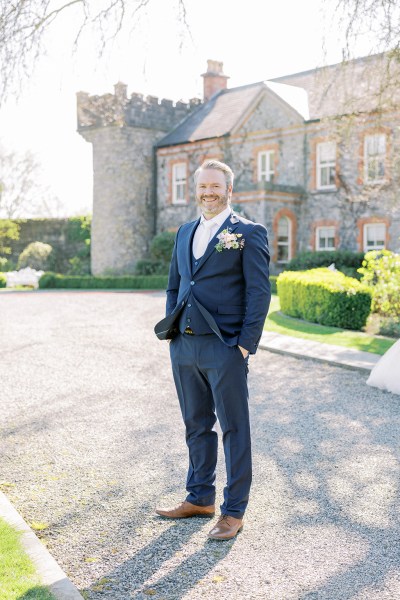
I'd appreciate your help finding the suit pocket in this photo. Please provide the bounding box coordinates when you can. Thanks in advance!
[217,304,246,315]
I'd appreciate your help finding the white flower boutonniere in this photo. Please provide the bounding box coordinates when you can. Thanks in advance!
[215,228,245,252]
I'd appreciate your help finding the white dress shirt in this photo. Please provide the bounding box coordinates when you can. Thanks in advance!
[192,206,231,259]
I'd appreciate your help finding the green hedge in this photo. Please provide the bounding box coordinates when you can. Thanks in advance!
[277,268,372,330]
[286,250,365,279]
[0,273,6,288]
[270,275,277,294]
[39,273,168,290]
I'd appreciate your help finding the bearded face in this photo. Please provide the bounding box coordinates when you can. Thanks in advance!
[195,168,232,219]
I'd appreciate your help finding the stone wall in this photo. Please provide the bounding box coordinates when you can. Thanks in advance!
[3,218,89,272]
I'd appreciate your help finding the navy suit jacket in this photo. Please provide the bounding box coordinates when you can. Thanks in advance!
[154,211,271,354]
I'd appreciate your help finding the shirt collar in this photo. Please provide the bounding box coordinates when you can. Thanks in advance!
[200,205,231,228]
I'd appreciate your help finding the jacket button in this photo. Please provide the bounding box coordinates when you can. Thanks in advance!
[194,261,198,265]
[187,318,191,323]
[190,281,195,286]
[188,303,192,308]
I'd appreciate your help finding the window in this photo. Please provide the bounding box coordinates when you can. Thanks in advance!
[172,163,187,204]
[316,226,336,251]
[316,141,336,189]
[364,134,386,183]
[258,150,275,182]
[364,223,386,251]
[277,217,291,262]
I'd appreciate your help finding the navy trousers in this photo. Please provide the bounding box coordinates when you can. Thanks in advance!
[169,332,251,518]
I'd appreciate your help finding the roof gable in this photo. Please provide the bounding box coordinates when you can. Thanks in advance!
[157,80,309,148]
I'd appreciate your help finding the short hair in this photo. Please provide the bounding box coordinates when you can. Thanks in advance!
[194,159,234,188]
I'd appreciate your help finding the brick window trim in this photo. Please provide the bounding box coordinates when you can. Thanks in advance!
[309,136,340,191]
[357,216,391,251]
[357,127,392,186]
[272,208,297,263]
[310,219,340,251]
[253,144,280,183]
[168,159,189,205]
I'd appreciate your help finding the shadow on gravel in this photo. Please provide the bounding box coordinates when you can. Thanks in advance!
[81,517,235,599]
[250,358,400,600]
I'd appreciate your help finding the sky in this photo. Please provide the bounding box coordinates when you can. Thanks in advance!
[0,0,372,217]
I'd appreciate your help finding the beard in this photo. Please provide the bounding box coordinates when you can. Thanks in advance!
[196,192,230,217]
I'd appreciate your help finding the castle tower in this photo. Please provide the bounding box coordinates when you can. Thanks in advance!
[77,84,195,275]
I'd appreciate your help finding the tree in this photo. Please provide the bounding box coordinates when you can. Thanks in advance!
[0,148,62,218]
[0,0,188,104]
[333,0,400,59]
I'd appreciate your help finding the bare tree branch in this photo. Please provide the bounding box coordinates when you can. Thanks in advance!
[0,0,190,105]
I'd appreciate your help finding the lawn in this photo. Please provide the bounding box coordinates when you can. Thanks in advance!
[265,295,395,356]
[0,517,56,600]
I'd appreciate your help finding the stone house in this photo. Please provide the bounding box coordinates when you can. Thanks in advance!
[77,55,400,275]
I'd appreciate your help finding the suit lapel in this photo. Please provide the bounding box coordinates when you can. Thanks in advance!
[193,211,240,274]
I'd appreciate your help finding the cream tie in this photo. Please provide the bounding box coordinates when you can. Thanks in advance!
[193,220,215,259]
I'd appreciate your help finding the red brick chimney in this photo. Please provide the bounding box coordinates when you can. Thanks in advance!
[201,60,229,101]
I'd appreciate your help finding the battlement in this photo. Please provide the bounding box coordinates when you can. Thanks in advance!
[77,82,202,133]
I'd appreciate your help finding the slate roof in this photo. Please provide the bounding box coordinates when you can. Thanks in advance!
[271,53,400,119]
[157,82,265,148]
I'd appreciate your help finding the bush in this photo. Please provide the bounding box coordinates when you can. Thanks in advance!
[0,273,6,288]
[135,231,176,276]
[149,231,176,262]
[277,267,372,330]
[270,275,277,294]
[286,250,365,279]
[135,259,169,276]
[17,241,53,270]
[378,317,400,338]
[66,216,91,275]
[39,273,168,290]
[358,250,400,318]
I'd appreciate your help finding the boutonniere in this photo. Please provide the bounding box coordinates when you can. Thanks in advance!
[215,228,245,252]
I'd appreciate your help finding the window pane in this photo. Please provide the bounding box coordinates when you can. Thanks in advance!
[278,217,288,236]
[318,141,335,162]
[277,244,289,261]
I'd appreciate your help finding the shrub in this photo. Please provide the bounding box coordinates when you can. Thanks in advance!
[358,250,400,318]
[270,275,277,294]
[0,273,6,288]
[149,231,176,262]
[135,259,169,276]
[378,317,400,338]
[286,250,364,279]
[39,273,168,290]
[277,267,372,330]
[66,216,91,275]
[17,241,53,270]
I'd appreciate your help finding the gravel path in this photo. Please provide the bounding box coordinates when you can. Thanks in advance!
[1,291,400,600]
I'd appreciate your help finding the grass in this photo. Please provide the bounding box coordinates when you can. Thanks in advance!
[265,295,396,356]
[0,517,56,600]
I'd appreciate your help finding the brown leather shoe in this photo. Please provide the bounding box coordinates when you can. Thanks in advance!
[156,500,215,519]
[208,514,243,540]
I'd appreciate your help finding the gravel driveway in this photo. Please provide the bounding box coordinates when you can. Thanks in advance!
[1,291,400,600]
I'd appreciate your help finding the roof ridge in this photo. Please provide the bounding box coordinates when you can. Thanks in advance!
[269,51,386,82]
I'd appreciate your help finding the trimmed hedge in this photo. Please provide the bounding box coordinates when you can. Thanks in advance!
[0,273,6,288]
[39,273,168,290]
[277,268,372,330]
[270,275,277,294]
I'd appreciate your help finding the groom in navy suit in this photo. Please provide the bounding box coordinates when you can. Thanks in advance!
[154,159,270,540]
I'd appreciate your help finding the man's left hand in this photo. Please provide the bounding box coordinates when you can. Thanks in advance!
[238,345,249,359]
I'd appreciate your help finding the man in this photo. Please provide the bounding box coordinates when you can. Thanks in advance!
[154,159,270,540]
